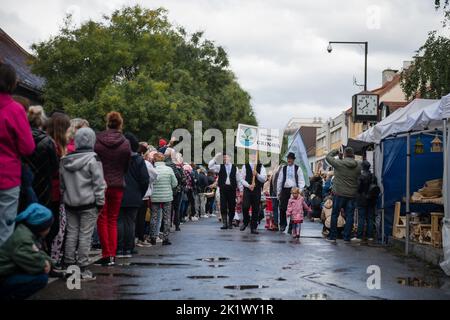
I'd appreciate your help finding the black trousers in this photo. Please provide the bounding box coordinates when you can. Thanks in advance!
[279,187,293,228]
[118,207,138,253]
[136,200,149,242]
[172,191,183,227]
[242,188,261,230]
[186,189,196,218]
[220,185,236,225]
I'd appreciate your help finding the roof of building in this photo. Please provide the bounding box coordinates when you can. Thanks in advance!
[0,28,44,93]
[371,72,401,96]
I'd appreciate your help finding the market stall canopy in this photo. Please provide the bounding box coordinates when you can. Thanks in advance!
[344,138,373,156]
[443,94,450,119]
[357,98,444,144]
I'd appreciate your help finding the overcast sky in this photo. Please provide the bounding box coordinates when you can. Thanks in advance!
[1,0,447,130]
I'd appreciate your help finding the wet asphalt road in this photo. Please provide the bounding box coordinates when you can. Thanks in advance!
[32,217,450,300]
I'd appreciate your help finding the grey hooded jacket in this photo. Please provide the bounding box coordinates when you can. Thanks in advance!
[60,150,106,210]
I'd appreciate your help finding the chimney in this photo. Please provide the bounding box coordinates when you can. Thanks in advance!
[382,69,398,85]
[403,60,413,70]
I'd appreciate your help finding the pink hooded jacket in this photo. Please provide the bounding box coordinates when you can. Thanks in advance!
[286,196,311,222]
[0,93,35,190]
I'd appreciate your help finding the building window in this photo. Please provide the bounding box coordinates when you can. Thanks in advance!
[331,128,341,143]
[317,137,325,148]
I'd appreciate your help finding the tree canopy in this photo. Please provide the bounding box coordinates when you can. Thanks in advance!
[31,5,257,142]
[400,31,450,100]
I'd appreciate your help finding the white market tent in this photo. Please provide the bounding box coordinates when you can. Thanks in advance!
[357,94,450,275]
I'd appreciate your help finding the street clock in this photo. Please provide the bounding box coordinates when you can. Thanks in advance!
[352,91,379,122]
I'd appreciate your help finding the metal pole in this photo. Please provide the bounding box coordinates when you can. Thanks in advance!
[444,119,448,220]
[405,133,411,255]
[381,142,385,244]
[364,42,368,91]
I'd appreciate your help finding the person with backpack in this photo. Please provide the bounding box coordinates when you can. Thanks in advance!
[276,152,305,232]
[352,160,379,243]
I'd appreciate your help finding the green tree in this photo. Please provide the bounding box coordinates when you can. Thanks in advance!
[30,5,256,144]
[400,31,450,100]
[434,0,450,26]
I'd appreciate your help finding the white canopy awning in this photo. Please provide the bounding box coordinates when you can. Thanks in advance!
[356,96,450,144]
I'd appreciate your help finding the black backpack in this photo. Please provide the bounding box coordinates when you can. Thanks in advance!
[367,175,381,200]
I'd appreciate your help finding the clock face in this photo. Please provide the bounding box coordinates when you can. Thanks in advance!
[356,94,378,116]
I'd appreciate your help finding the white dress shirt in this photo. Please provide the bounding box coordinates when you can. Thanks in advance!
[276,164,305,196]
[208,157,240,186]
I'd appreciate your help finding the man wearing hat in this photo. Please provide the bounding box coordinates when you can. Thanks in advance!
[324,147,361,243]
[0,203,53,300]
[277,152,305,232]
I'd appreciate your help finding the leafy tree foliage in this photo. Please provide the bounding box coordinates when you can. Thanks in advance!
[401,31,450,100]
[31,6,257,143]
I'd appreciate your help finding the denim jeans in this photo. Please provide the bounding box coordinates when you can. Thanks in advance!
[357,206,375,239]
[0,186,20,246]
[0,273,48,300]
[329,195,356,241]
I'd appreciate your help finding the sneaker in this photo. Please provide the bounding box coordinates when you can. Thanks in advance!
[210,213,217,217]
[367,238,374,242]
[351,237,362,243]
[150,238,157,246]
[106,257,115,266]
[123,251,132,259]
[325,237,337,243]
[220,225,228,230]
[136,240,152,248]
[156,237,163,243]
[81,269,96,282]
[191,216,199,221]
[251,229,259,235]
[175,226,181,231]
[162,240,172,245]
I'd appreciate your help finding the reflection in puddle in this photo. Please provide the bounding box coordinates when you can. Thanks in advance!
[276,277,287,281]
[121,292,149,296]
[172,288,182,291]
[224,285,269,290]
[303,293,329,300]
[397,277,440,288]
[187,275,229,279]
[208,265,225,268]
[197,257,230,262]
[118,284,139,288]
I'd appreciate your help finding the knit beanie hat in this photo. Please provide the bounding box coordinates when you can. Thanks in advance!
[75,127,96,150]
[14,203,54,233]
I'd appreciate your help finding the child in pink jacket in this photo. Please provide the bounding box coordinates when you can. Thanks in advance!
[286,188,311,239]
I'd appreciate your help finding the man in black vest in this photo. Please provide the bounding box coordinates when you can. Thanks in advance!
[277,152,306,232]
[240,153,267,234]
[209,153,240,229]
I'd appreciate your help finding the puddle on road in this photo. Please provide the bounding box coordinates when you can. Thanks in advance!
[208,265,225,268]
[224,285,269,290]
[197,257,230,262]
[303,293,329,300]
[118,262,192,268]
[334,268,351,273]
[96,273,141,278]
[121,292,149,297]
[187,275,229,279]
[282,267,292,270]
[172,288,182,291]
[276,277,287,281]
[397,277,441,288]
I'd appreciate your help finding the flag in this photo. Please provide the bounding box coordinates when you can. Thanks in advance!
[283,130,313,186]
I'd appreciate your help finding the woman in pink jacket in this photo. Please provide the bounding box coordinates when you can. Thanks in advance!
[286,188,311,239]
[0,63,35,246]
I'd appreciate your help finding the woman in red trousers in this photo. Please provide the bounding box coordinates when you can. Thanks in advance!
[94,112,131,266]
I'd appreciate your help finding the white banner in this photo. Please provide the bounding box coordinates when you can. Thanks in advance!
[235,124,281,154]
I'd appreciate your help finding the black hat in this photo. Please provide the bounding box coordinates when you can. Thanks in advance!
[287,152,296,160]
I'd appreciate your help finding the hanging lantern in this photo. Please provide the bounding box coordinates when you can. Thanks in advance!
[431,134,443,153]
[414,136,424,154]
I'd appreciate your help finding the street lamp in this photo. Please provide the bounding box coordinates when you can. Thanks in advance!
[327,41,368,91]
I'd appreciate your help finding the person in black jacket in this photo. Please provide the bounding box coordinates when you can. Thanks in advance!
[24,106,59,209]
[164,148,186,231]
[309,173,323,220]
[117,133,150,258]
[196,167,209,219]
[352,161,377,243]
